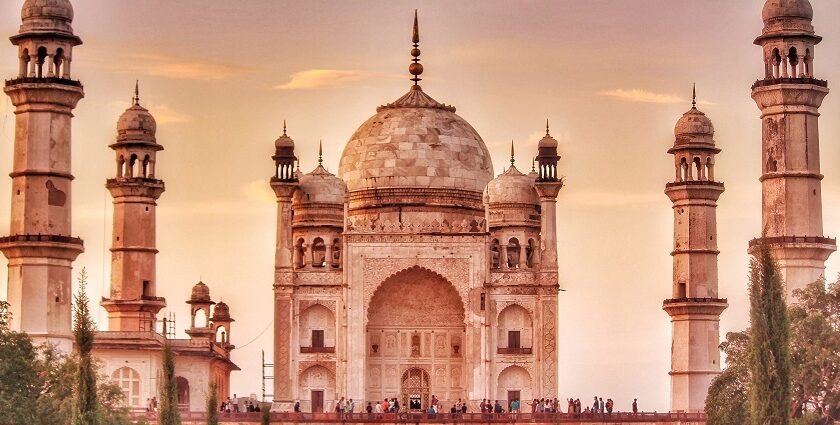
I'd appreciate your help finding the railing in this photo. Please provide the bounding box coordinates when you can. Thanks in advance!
[0,234,83,245]
[133,411,707,423]
[663,297,728,305]
[300,346,336,354]
[749,236,837,247]
[752,77,828,89]
[497,347,533,355]
[665,181,724,188]
[5,77,83,87]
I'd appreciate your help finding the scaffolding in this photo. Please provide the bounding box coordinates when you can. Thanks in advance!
[262,349,274,402]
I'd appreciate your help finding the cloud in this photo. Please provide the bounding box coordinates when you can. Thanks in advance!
[242,180,277,204]
[114,53,250,81]
[274,69,370,90]
[597,89,685,104]
[146,103,193,125]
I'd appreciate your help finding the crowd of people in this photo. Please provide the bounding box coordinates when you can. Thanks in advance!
[291,395,641,418]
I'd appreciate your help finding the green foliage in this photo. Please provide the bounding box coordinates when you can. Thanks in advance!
[158,342,181,425]
[0,301,41,425]
[749,243,791,425]
[206,380,219,425]
[261,405,271,425]
[707,331,751,425]
[0,300,131,425]
[72,268,99,425]
[789,279,840,423]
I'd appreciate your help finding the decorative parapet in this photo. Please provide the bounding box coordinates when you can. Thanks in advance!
[345,217,485,234]
[293,271,343,286]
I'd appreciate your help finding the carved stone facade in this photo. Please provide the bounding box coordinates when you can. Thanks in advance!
[270,14,562,412]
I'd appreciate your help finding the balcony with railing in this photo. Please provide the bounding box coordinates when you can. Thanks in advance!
[300,346,335,354]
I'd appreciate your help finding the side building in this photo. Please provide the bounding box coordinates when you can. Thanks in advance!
[91,87,238,413]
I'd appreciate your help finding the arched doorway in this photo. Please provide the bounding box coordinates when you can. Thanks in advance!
[366,266,466,408]
[176,377,190,409]
[401,368,430,411]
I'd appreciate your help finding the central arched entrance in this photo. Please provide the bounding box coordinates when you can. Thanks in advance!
[366,266,466,409]
[401,368,431,410]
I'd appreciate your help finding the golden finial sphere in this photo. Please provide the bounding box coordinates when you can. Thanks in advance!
[409,63,424,76]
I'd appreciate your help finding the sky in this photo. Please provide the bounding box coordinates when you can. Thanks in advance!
[1,0,840,412]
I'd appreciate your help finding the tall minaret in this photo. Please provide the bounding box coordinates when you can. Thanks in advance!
[751,0,835,296]
[100,84,166,332]
[0,0,84,352]
[270,122,298,406]
[534,122,563,273]
[663,92,728,413]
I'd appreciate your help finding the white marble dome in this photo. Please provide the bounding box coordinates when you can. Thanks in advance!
[295,165,347,205]
[674,107,715,146]
[22,0,73,21]
[486,165,538,205]
[762,0,813,21]
[117,103,157,143]
[338,86,493,193]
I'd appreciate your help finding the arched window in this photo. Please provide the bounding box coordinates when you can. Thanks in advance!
[772,48,782,78]
[216,325,228,344]
[193,308,208,328]
[490,239,500,269]
[788,47,799,77]
[176,377,190,408]
[295,238,306,269]
[705,157,714,181]
[679,157,689,181]
[331,238,341,268]
[311,238,326,267]
[299,304,335,351]
[693,157,703,181]
[36,46,47,78]
[142,155,150,178]
[497,305,533,354]
[117,155,125,178]
[20,48,29,78]
[54,48,64,77]
[506,238,521,269]
[111,367,141,407]
[525,239,537,268]
[804,48,813,78]
[128,154,138,178]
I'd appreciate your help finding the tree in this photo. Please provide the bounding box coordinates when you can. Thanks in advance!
[206,380,219,425]
[706,331,751,425]
[0,301,41,425]
[72,268,99,425]
[261,405,271,425]
[789,279,840,423]
[158,342,181,425]
[748,243,791,425]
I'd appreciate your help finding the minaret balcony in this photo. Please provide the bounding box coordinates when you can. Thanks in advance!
[662,297,728,317]
[5,77,83,88]
[752,77,827,90]
[0,233,83,261]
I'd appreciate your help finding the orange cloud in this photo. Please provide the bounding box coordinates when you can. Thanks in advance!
[274,69,370,90]
[114,53,250,81]
[597,88,685,104]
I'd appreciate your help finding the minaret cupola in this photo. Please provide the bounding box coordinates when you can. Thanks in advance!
[273,121,298,182]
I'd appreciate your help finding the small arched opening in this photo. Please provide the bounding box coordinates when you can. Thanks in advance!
[111,367,142,408]
[490,239,501,269]
[693,157,703,181]
[117,155,125,178]
[20,48,30,78]
[497,304,533,354]
[679,157,689,181]
[193,308,208,328]
[311,238,326,267]
[54,48,64,77]
[772,48,782,78]
[176,377,190,409]
[331,238,341,268]
[300,304,335,352]
[525,239,537,268]
[36,46,47,78]
[506,238,521,269]
[142,155,150,178]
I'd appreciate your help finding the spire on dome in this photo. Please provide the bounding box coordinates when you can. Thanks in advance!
[318,140,323,166]
[510,140,515,167]
[409,10,423,87]
[546,119,550,136]
[133,80,140,106]
[692,83,697,108]
[283,120,287,136]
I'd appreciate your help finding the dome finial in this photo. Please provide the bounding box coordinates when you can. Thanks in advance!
[283,120,287,136]
[510,139,515,167]
[546,119,550,136]
[409,10,423,87]
[692,83,697,108]
[133,80,140,106]
[318,140,323,166]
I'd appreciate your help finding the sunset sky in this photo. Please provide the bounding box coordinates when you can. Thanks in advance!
[2,0,840,411]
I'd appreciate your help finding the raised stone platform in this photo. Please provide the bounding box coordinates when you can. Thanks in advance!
[141,412,706,425]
